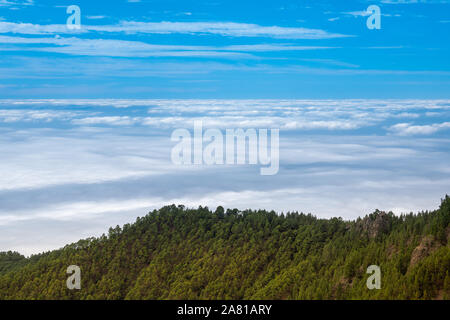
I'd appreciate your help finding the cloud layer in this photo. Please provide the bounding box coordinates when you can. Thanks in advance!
[0,99,449,255]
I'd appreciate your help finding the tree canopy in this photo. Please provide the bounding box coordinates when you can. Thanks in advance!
[0,196,449,300]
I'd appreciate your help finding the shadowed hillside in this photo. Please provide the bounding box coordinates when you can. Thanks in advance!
[0,196,449,300]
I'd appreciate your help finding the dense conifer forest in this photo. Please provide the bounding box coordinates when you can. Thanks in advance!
[0,196,449,300]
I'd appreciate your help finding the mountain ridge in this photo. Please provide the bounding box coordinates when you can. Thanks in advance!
[0,196,449,300]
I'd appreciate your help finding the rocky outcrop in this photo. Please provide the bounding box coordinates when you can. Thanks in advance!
[355,210,392,238]
[409,235,441,268]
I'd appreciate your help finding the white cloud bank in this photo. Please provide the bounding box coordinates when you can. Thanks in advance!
[0,99,449,255]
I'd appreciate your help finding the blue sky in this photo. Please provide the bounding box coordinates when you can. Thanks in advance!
[0,0,449,98]
[0,1,449,255]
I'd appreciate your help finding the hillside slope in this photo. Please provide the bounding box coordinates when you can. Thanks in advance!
[0,196,449,300]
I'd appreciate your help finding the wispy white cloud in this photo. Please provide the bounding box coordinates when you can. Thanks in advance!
[0,20,351,39]
[0,35,336,58]
[72,116,139,126]
[343,11,401,17]
[300,58,359,68]
[363,46,405,49]
[96,21,351,39]
[389,122,450,135]
[85,15,107,20]
[0,109,79,122]
[0,21,71,34]
[1,55,448,82]
[344,11,370,17]
[0,0,33,7]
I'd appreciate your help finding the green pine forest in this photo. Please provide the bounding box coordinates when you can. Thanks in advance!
[1,196,449,300]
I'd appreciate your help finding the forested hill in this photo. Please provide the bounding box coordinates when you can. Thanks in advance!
[1,196,449,300]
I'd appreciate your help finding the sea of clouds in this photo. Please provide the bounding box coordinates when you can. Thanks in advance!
[0,99,449,255]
